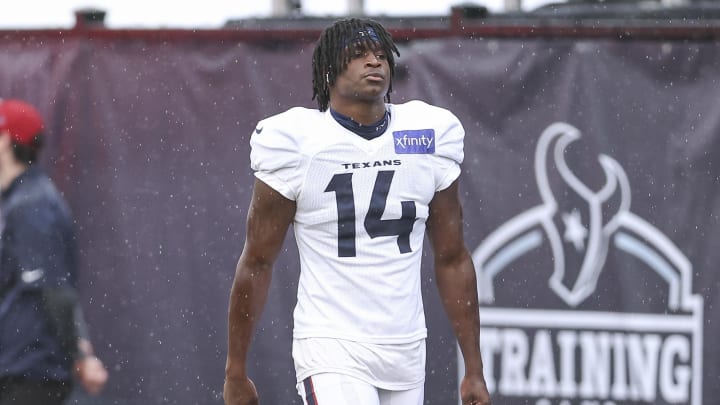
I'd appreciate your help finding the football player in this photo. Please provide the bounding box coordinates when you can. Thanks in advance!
[224,18,491,405]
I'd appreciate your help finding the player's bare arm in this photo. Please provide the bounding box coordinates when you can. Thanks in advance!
[426,179,491,405]
[225,179,296,405]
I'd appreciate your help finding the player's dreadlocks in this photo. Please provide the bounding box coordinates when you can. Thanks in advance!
[312,18,400,112]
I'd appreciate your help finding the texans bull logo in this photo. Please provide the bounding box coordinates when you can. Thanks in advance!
[473,122,697,312]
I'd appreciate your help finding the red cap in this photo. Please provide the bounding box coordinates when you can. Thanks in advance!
[0,99,44,146]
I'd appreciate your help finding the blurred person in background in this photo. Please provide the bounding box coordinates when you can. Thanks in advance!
[224,18,490,405]
[0,99,108,405]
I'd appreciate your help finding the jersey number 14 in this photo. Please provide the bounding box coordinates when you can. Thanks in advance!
[325,170,416,257]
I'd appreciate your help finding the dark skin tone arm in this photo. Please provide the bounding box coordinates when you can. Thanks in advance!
[224,179,296,405]
[427,179,491,405]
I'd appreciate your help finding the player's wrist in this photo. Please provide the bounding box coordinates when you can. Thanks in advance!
[75,338,95,360]
[462,359,485,377]
[463,368,487,384]
[224,359,248,379]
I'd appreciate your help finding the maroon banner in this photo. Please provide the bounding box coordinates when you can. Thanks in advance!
[1,33,718,405]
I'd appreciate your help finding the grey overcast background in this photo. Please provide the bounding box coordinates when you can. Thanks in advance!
[0,0,553,29]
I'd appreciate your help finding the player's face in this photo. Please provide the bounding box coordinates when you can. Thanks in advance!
[332,43,391,104]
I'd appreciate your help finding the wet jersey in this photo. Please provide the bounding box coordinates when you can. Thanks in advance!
[250,100,464,344]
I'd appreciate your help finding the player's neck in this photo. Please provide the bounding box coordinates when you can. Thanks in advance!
[328,100,386,126]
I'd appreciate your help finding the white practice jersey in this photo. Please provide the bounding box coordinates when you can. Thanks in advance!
[250,100,464,344]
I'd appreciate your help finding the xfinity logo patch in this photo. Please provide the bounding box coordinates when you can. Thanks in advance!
[393,129,435,154]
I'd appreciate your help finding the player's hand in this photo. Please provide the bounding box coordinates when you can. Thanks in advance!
[460,373,491,405]
[74,355,109,395]
[224,376,259,405]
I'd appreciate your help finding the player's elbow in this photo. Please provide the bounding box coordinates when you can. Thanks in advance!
[235,252,275,280]
[434,246,471,270]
